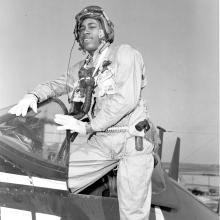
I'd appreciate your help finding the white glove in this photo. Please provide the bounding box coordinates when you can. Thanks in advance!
[128,124,145,137]
[54,114,86,135]
[8,94,38,117]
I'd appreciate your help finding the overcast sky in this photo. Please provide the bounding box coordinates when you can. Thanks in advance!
[0,0,218,164]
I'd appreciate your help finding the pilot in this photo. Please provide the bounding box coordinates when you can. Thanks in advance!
[9,6,154,220]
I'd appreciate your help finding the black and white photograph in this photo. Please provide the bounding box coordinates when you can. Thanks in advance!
[0,0,219,219]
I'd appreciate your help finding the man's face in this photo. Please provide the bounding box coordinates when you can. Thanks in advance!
[79,18,103,54]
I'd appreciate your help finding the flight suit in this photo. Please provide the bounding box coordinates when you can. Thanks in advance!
[31,44,154,220]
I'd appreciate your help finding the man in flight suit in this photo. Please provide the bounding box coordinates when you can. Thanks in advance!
[9,6,154,220]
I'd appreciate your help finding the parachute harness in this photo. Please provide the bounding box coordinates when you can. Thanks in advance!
[69,45,110,120]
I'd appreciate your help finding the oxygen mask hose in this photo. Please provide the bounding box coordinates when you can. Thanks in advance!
[72,67,95,120]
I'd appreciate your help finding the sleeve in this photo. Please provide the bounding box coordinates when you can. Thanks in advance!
[91,44,146,131]
[30,62,81,103]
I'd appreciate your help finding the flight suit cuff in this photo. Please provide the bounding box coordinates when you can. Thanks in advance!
[27,92,40,103]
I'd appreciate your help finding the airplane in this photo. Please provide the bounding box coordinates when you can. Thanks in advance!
[0,98,218,220]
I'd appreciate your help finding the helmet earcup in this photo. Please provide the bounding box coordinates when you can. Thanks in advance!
[105,20,114,43]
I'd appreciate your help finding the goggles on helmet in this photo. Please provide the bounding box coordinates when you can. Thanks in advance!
[74,6,114,45]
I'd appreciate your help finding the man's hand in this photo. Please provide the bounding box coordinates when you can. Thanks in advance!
[54,114,86,135]
[8,94,38,117]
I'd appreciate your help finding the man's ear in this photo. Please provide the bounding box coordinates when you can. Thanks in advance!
[98,29,105,39]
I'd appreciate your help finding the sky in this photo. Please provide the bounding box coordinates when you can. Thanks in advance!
[0,0,219,164]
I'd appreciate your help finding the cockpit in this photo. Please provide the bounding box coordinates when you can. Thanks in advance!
[0,99,69,179]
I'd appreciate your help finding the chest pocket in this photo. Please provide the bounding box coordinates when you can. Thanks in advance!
[95,68,116,97]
